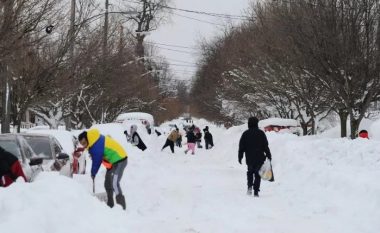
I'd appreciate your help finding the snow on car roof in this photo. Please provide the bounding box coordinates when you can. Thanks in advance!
[258,118,299,128]
[116,112,154,120]
[115,112,154,125]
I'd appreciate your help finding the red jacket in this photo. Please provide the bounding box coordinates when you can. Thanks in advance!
[0,147,27,187]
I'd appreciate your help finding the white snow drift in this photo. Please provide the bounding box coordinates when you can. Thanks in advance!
[1,119,379,233]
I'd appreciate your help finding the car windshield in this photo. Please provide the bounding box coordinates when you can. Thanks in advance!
[0,139,22,160]
[22,136,53,159]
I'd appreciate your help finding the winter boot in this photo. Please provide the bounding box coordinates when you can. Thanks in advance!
[106,192,114,208]
[254,191,259,197]
[247,186,253,195]
[116,194,126,210]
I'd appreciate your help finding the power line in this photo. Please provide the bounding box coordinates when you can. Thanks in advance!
[172,12,226,27]
[162,5,251,21]
[125,0,251,21]
[145,41,198,50]
[145,55,199,65]
[154,46,200,55]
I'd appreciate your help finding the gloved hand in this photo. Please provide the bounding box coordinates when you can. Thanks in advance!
[91,175,95,181]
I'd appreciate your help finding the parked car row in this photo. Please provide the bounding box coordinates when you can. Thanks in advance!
[0,130,86,184]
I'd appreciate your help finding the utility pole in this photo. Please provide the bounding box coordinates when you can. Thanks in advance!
[65,0,76,131]
[103,0,109,58]
[1,65,10,133]
[1,2,14,133]
[100,0,109,124]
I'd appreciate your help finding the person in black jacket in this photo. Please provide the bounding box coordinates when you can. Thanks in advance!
[184,128,197,155]
[203,126,214,149]
[125,125,147,151]
[0,146,27,187]
[238,117,272,197]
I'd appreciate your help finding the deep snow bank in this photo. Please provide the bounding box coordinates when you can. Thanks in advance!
[0,172,127,233]
[1,119,380,233]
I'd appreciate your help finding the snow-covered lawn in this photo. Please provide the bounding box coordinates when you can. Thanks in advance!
[1,121,379,233]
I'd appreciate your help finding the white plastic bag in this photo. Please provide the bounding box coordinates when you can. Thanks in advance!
[259,159,274,181]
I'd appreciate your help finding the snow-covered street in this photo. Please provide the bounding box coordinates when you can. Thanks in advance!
[1,121,380,233]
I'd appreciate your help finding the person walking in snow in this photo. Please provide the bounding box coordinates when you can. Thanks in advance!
[0,146,27,187]
[155,129,162,136]
[194,126,203,148]
[238,117,272,197]
[78,129,128,210]
[125,125,147,151]
[145,121,152,135]
[203,126,214,149]
[184,127,197,155]
[161,128,180,153]
[176,133,183,148]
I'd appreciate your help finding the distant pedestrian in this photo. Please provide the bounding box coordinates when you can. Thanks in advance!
[176,133,182,147]
[145,121,152,135]
[238,117,272,197]
[184,127,197,155]
[194,126,203,148]
[155,129,162,136]
[203,126,214,149]
[125,125,147,151]
[161,129,180,153]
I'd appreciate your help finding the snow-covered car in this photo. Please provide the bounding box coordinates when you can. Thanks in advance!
[0,134,44,182]
[20,133,73,177]
[259,118,302,135]
[115,112,155,134]
[25,130,87,175]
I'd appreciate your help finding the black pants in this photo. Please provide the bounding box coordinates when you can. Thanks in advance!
[247,164,261,192]
[176,139,182,147]
[205,140,214,149]
[162,139,175,153]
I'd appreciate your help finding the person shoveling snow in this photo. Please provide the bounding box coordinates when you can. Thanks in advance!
[78,129,128,210]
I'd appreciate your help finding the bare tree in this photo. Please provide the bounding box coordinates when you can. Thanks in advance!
[122,0,171,58]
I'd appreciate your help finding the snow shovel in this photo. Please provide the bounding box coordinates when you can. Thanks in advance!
[92,178,108,202]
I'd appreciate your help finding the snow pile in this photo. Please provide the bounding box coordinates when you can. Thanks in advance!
[0,173,127,233]
[319,117,380,139]
[1,118,379,233]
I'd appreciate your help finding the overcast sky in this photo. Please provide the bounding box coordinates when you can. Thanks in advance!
[148,0,252,83]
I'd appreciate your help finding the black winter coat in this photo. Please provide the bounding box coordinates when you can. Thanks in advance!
[185,131,197,143]
[132,132,147,151]
[131,132,147,151]
[238,127,271,167]
[204,131,214,146]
